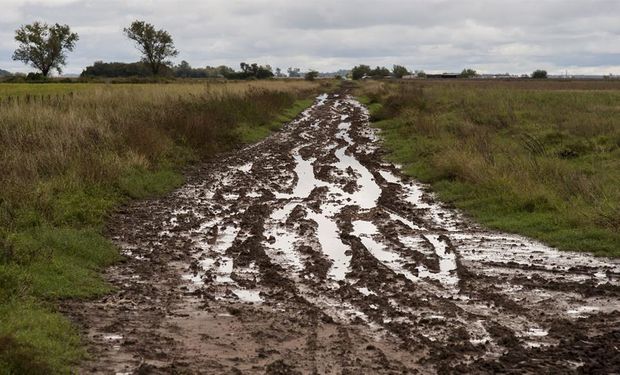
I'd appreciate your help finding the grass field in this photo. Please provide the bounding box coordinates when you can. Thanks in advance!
[357,80,620,257]
[0,80,324,373]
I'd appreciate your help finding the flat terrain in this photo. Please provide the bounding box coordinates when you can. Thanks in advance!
[68,91,620,373]
[0,81,319,372]
[362,80,620,257]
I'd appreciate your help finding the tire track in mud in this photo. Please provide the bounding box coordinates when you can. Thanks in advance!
[67,91,620,374]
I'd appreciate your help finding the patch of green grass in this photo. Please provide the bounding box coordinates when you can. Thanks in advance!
[0,83,94,98]
[362,81,620,257]
[117,168,185,199]
[236,123,273,144]
[10,227,120,298]
[275,98,314,124]
[50,188,118,228]
[0,300,83,374]
[236,98,314,144]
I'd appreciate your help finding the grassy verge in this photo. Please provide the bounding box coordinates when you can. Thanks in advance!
[0,80,324,373]
[357,80,620,257]
[235,98,314,143]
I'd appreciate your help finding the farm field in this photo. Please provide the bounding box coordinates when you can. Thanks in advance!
[359,80,620,257]
[0,80,322,373]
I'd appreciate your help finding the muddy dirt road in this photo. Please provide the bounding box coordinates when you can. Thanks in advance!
[69,92,620,374]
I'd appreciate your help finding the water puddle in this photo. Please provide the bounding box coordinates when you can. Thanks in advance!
[333,146,381,209]
[307,208,351,281]
[378,170,400,184]
[232,289,263,303]
[316,93,328,106]
[418,235,459,286]
[264,203,304,272]
[352,220,417,282]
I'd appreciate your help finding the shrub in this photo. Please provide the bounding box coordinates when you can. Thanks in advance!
[351,65,372,80]
[305,70,319,81]
[532,70,548,79]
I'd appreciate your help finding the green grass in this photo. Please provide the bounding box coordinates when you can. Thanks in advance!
[0,169,182,373]
[0,300,83,374]
[236,98,314,143]
[117,167,185,199]
[360,81,620,257]
[0,83,93,98]
[0,81,321,373]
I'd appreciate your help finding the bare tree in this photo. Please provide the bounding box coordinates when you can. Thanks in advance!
[124,20,179,75]
[12,22,78,77]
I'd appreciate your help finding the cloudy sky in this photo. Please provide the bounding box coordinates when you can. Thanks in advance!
[1,0,619,75]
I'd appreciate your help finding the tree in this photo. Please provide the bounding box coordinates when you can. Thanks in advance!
[370,66,390,77]
[81,61,154,77]
[239,62,273,79]
[532,69,548,79]
[305,70,319,81]
[214,65,235,78]
[460,68,478,78]
[415,70,427,78]
[392,65,411,79]
[124,20,178,75]
[351,65,371,80]
[287,67,301,78]
[175,60,193,77]
[12,22,78,77]
[255,66,274,79]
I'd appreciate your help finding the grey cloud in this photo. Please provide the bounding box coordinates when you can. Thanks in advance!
[0,0,618,75]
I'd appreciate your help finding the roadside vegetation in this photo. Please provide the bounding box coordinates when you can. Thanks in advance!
[0,80,322,373]
[357,80,620,257]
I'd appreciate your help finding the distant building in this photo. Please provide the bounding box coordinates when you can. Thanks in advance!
[426,73,460,79]
[477,73,517,79]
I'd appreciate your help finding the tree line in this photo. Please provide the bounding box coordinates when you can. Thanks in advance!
[10,20,294,80]
[8,20,551,80]
[348,66,549,80]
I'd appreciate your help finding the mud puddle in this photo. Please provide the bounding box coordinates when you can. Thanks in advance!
[66,91,620,374]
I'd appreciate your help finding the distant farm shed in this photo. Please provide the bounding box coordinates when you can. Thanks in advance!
[426,73,460,79]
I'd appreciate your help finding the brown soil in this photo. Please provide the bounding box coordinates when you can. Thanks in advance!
[65,91,620,374]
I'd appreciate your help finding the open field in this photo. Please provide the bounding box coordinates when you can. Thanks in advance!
[357,79,620,257]
[0,80,322,373]
[68,90,620,373]
[2,79,619,373]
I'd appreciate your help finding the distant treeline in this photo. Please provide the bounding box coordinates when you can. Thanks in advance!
[81,60,278,80]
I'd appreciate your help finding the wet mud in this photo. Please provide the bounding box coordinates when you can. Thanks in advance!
[66,92,620,374]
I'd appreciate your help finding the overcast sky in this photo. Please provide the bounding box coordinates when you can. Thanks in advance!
[1,0,619,75]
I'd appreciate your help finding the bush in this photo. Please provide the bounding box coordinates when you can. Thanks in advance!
[351,65,372,80]
[305,71,319,81]
[460,68,478,78]
[25,73,46,81]
[392,65,411,79]
[532,70,548,79]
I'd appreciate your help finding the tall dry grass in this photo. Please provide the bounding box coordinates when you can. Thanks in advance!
[0,81,318,211]
[359,80,620,256]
